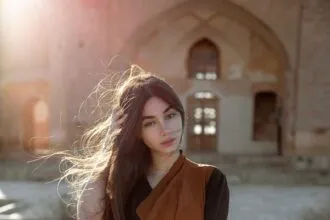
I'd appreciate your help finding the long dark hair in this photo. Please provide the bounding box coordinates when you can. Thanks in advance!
[60,65,185,220]
[104,71,185,220]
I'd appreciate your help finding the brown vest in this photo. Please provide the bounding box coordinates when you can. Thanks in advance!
[136,154,214,220]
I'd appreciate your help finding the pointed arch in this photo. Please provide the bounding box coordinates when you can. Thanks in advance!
[120,0,290,72]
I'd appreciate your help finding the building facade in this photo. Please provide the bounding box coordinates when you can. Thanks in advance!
[1,0,330,161]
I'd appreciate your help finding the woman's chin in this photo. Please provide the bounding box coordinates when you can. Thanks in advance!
[152,145,179,155]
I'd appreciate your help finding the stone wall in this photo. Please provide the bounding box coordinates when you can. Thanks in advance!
[295,0,330,153]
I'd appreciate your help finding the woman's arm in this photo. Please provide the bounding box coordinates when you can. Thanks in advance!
[77,178,107,220]
[204,168,230,220]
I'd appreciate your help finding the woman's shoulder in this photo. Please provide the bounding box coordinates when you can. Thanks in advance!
[199,164,227,184]
[185,157,226,182]
[206,167,227,184]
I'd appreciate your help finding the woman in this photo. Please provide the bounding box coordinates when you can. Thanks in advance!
[64,66,229,220]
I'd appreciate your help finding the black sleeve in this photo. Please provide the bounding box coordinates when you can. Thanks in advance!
[204,168,230,220]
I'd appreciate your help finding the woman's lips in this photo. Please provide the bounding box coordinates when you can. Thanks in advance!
[161,138,176,147]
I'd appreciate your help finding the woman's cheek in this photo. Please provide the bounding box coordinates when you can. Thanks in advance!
[142,128,157,144]
[170,118,182,131]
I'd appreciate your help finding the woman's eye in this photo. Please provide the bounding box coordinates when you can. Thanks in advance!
[143,121,156,127]
[165,112,177,120]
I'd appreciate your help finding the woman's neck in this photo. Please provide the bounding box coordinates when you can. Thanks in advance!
[149,150,180,173]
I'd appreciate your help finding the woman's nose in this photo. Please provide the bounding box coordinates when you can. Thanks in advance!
[159,120,169,136]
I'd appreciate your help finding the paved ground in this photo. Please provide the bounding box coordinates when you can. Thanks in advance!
[1,182,330,220]
[228,185,330,220]
[0,181,68,220]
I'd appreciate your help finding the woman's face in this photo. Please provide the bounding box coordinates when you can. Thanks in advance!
[140,96,183,155]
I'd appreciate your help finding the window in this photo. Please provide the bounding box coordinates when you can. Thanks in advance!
[188,39,220,80]
[187,91,219,150]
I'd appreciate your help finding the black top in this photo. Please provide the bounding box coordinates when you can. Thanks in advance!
[124,168,229,220]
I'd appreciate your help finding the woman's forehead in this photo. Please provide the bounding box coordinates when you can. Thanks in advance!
[142,97,171,116]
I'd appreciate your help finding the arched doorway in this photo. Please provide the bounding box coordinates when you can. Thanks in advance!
[253,91,277,141]
[23,99,49,152]
[186,38,220,151]
[121,0,291,154]
[253,91,282,154]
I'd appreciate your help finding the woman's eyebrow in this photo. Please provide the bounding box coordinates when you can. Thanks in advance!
[142,106,172,120]
[163,106,172,114]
